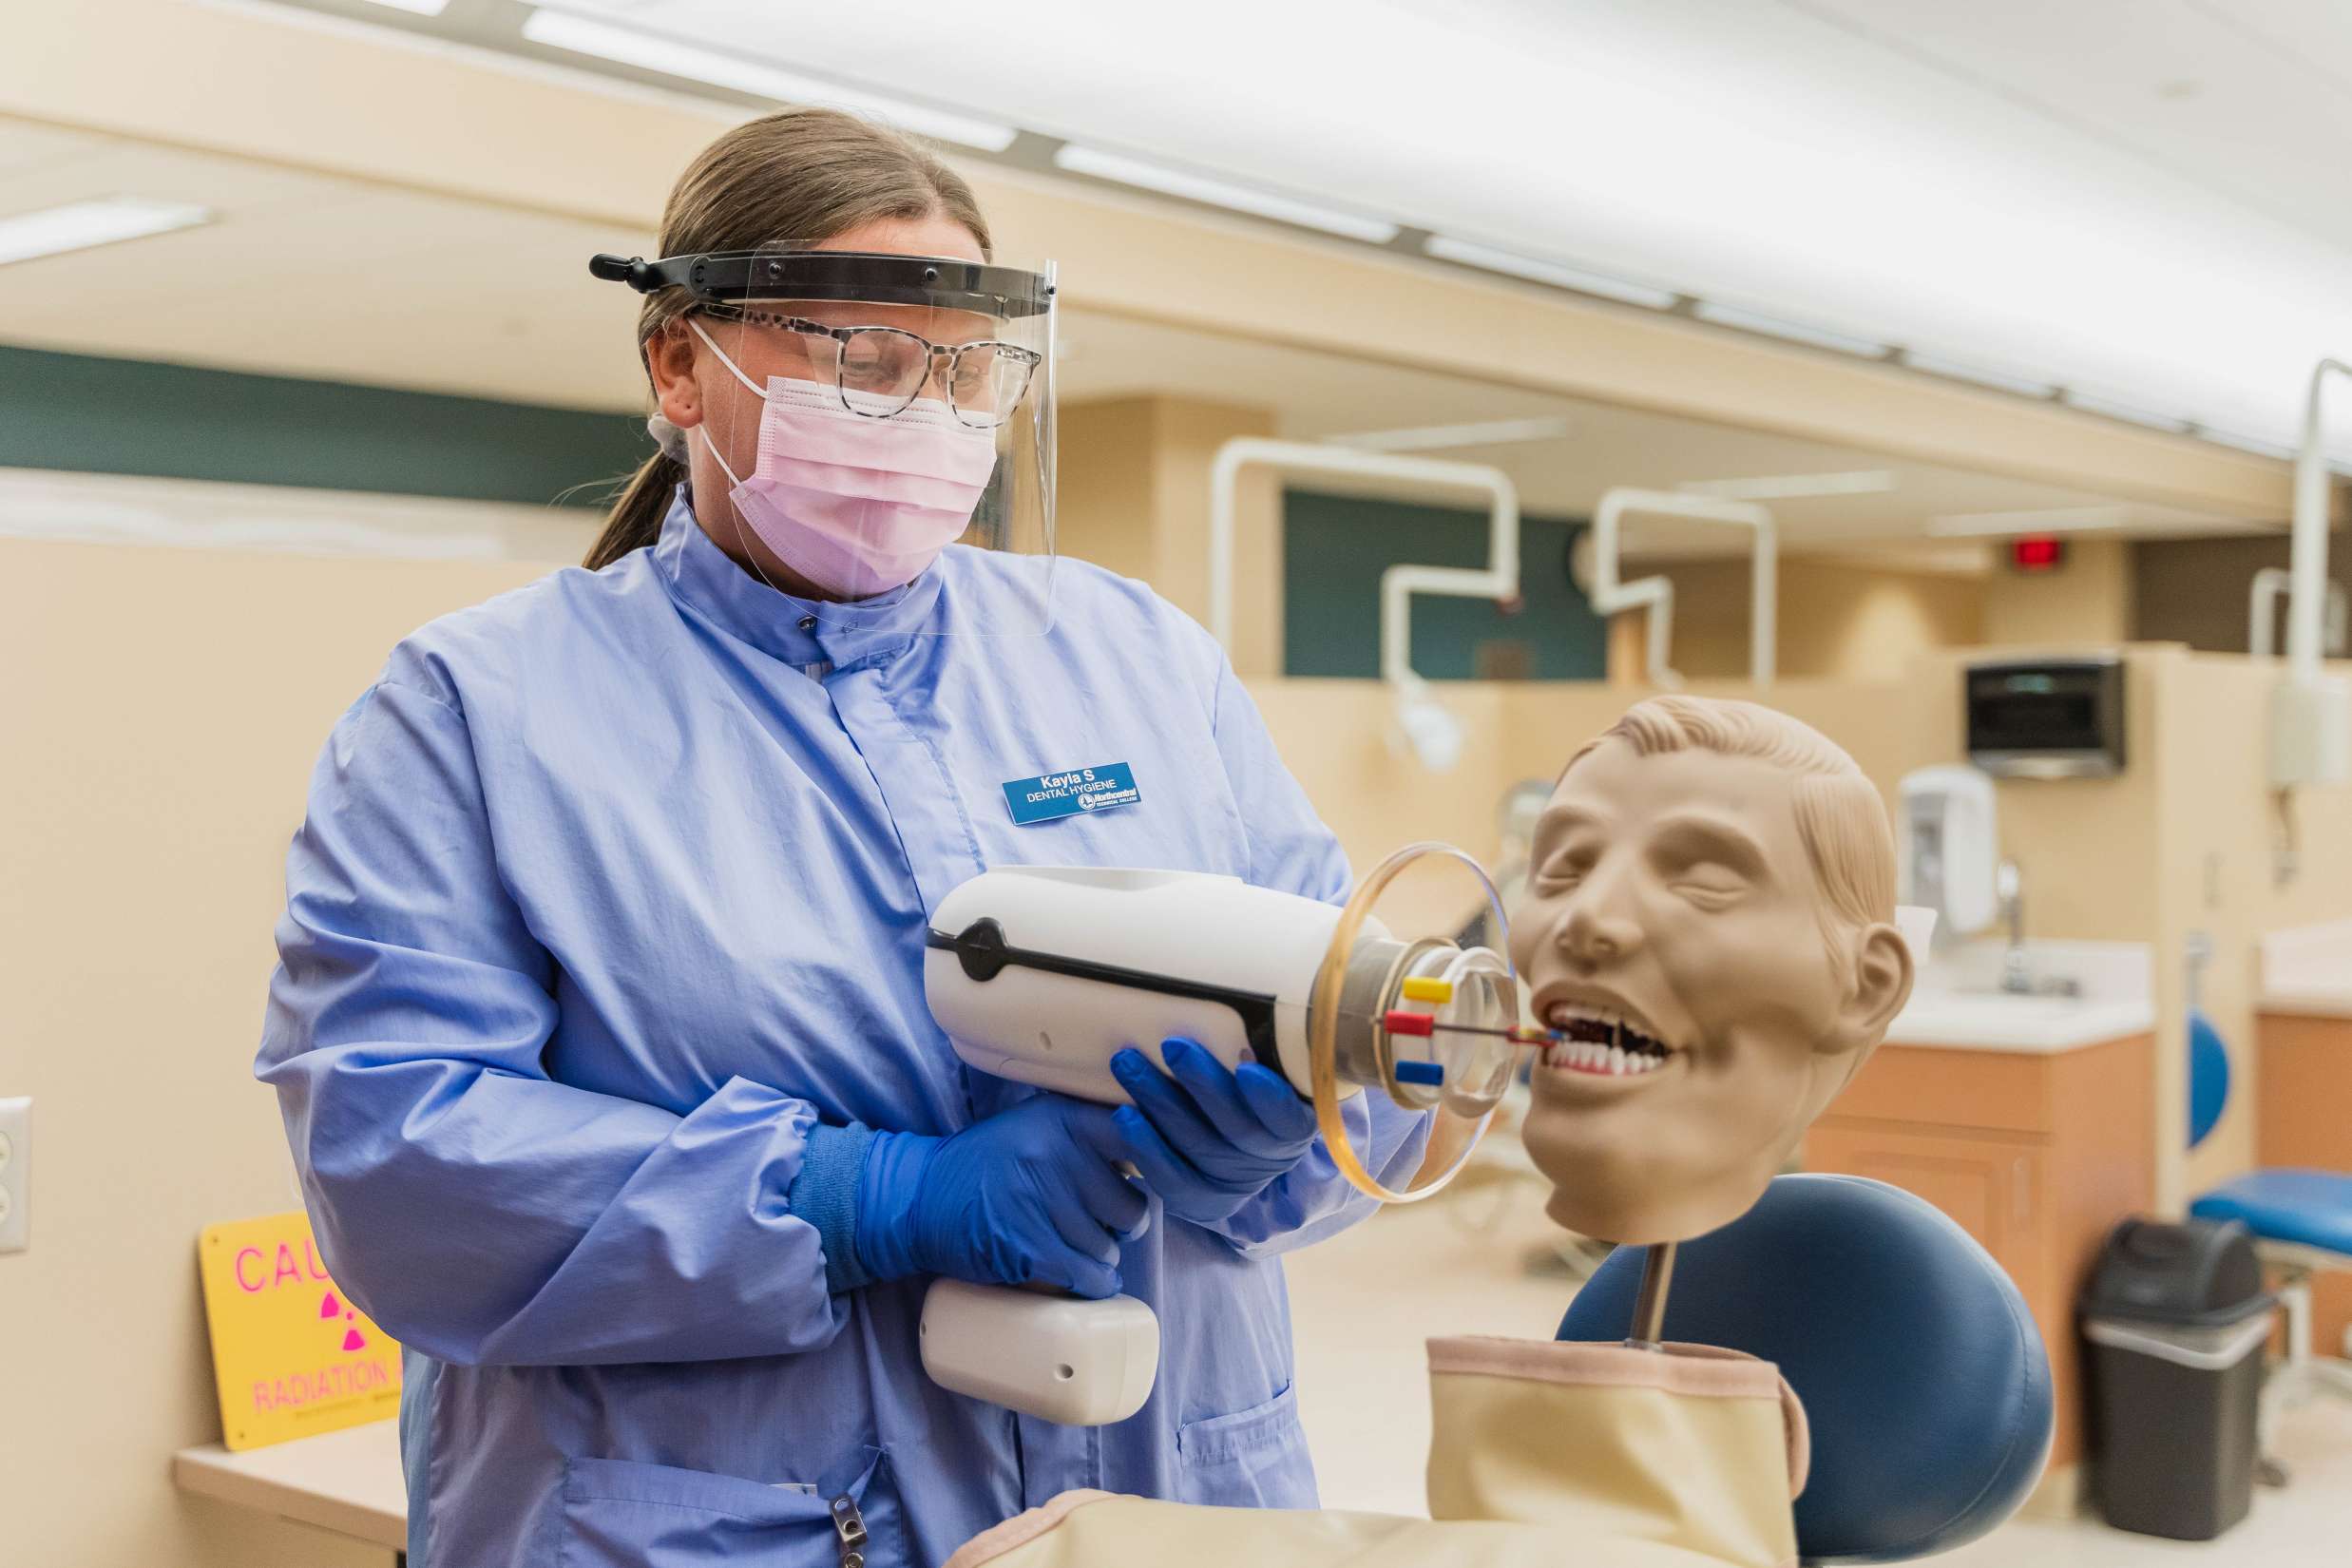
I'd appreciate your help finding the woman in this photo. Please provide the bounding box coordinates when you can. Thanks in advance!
[258,108,1425,1568]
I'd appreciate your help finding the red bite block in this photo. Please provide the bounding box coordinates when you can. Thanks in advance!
[1382,1009,1436,1037]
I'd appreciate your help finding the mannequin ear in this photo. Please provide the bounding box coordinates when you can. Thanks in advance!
[645,320,701,430]
[1830,922,1913,1056]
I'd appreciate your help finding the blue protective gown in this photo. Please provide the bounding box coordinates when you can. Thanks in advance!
[258,491,1428,1568]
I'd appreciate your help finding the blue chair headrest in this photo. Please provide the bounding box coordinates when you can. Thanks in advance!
[2188,1010,2230,1151]
[1559,1174,2052,1564]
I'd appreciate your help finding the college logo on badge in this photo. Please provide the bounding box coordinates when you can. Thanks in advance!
[1002,762,1141,825]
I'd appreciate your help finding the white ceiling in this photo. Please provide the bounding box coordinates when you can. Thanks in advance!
[523,0,2352,456]
[1793,0,2352,256]
[0,112,2246,558]
[0,119,656,409]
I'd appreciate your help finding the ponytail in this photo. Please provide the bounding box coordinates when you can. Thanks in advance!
[585,451,685,570]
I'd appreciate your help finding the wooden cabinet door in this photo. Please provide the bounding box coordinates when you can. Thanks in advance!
[1803,1121,2047,1315]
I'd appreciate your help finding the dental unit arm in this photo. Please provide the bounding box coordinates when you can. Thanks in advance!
[918,844,1521,1425]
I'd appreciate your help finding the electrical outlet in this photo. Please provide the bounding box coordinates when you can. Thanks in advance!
[0,1097,28,1254]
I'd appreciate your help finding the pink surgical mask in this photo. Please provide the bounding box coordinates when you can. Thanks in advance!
[690,318,999,599]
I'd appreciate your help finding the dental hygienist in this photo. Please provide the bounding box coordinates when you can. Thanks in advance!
[257,108,1426,1568]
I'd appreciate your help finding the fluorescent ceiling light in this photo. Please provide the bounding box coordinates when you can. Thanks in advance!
[1679,469,1897,501]
[1899,353,2059,399]
[1423,235,1679,310]
[2062,390,2191,433]
[520,10,1019,151]
[0,198,211,266]
[1926,505,2131,538]
[1051,143,1399,244]
[1691,301,1888,358]
[1327,416,1572,452]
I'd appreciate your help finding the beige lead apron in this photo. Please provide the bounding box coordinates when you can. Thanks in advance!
[944,1337,1809,1568]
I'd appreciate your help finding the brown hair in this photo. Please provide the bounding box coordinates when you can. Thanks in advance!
[584,108,992,570]
[1563,696,1897,981]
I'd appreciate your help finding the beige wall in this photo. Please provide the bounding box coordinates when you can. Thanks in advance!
[1058,396,1282,674]
[1981,537,2133,648]
[1641,558,1986,681]
[2153,656,2352,1197]
[0,537,544,1567]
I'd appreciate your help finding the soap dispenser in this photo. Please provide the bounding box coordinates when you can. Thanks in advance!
[1898,765,1999,948]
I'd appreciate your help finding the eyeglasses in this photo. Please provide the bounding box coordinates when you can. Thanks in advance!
[698,302,1041,429]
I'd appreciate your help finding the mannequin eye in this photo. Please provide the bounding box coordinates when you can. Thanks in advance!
[1670,867,1749,908]
[1534,846,1595,890]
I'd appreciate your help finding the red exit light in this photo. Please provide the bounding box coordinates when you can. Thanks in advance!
[2010,536,2068,572]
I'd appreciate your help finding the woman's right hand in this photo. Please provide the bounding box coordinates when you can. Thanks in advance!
[855,1097,1151,1298]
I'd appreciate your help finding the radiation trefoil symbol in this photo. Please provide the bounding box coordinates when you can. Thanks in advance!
[318,1291,367,1352]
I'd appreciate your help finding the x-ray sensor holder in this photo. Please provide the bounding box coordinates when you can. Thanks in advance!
[917,845,1518,1424]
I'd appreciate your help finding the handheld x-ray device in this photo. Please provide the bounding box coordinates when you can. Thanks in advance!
[918,844,1520,1425]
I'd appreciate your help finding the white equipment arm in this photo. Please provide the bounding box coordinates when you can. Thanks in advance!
[1208,438,1520,692]
[1590,488,1776,688]
[2287,360,2352,683]
[2249,566,2346,660]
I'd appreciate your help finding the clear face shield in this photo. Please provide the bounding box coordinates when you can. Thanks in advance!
[594,242,1057,635]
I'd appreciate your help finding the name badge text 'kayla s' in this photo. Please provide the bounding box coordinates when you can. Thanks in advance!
[1002,762,1143,826]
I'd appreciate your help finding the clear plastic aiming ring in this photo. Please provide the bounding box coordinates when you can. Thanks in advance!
[1308,840,1520,1203]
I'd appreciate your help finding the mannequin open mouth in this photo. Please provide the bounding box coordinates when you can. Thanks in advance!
[1539,1002,1674,1079]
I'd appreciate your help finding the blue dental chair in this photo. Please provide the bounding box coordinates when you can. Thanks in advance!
[1560,1175,2054,1564]
[2185,1013,2352,1411]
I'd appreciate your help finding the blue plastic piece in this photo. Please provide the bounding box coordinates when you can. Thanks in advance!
[1393,1060,1445,1085]
[1559,1175,2053,1564]
[2191,1169,2352,1257]
[2188,1009,2230,1150]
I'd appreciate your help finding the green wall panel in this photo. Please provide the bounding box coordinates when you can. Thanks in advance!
[0,345,650,507]
[1281,488,1607,679]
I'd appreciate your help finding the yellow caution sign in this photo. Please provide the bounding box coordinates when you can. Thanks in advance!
[197,1211,400,1450]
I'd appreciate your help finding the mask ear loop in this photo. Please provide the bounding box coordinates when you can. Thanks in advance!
[683,316,805,608]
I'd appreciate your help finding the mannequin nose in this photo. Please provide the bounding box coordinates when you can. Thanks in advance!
[1558,890,1644,966]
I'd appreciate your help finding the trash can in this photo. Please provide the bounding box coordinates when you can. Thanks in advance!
[2080,1215,2273,1540]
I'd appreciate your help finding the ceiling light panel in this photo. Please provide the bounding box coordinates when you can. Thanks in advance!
[520,9,1019,150]
[0,198,211,266]
[1052,144,1398,242]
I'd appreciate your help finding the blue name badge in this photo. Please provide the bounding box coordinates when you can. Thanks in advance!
[1003,762,1142,826]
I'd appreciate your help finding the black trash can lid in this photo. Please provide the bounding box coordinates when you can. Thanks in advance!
[2081,1215,2269,1328]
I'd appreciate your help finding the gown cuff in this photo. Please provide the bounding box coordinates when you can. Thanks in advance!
[792,1121,878,1294]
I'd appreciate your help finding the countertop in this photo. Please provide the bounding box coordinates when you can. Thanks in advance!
[173,1420,404,1551]
[2258,921,2352,1018]
[1886,939,2155,1053]
[1884,992,2156,1053]
[2258,985,2352,1020]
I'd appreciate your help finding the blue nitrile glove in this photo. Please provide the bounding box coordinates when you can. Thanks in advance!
[849,1097,1150,1300]
[1110,1038,1322,1226]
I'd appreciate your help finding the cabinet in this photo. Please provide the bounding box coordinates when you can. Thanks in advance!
[2256,1011,2352,1362]
[1803,1033,2154,1480]
[1801,1124,2047,1312]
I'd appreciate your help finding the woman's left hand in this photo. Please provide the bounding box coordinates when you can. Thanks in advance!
[1110,1039,1321,1226]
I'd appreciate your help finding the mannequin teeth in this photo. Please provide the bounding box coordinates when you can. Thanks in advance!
[1539,1039,1667,1077]
[1542,1001,1672,1061]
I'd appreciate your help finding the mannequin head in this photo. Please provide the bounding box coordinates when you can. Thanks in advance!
[1507,697,1914,1244]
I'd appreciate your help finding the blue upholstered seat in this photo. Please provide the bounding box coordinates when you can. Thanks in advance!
[2191,1170,2352,1257]
[1559,1174,2053,1564]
